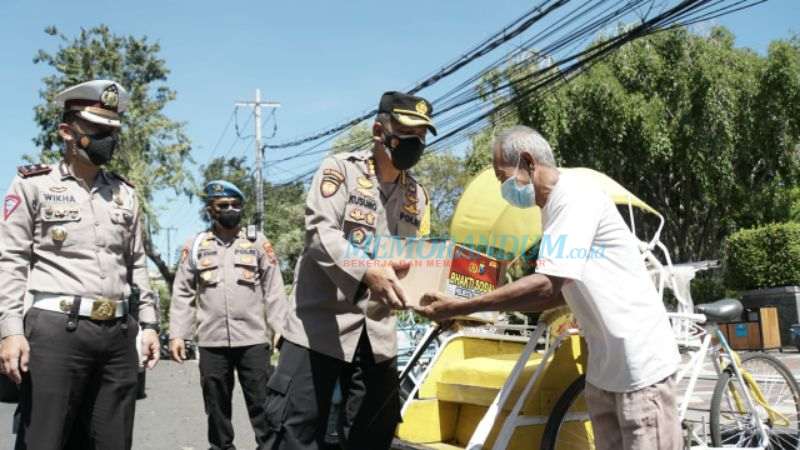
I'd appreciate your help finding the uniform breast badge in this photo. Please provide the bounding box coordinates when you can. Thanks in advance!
[51,226,68,242]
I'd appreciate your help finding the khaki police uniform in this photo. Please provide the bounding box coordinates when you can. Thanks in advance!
[265,149,430,450]
[0,161,157,449]
[171,228,286,449]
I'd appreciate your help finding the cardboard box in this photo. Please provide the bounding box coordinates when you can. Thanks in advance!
[373,238,508,321]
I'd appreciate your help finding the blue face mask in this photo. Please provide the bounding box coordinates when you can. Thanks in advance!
[500,159,536,208]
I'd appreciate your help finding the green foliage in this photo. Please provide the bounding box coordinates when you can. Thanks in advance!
[331,122,373,153]
[156,282,172,331]
[723,222,800,291]
[499,27,800,262]
[788,186,800,223]
[31,25,194,281]
[414,151,471,236]
[689,271,738,305]
[200,156,305,284]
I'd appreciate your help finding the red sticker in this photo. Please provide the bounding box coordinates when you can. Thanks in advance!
[3,195,20,221]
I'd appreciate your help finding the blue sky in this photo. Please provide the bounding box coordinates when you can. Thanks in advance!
[1,0,797,264]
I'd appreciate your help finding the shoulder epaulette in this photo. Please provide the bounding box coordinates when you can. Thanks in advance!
[110,172,135,188]
[17,164,51,178]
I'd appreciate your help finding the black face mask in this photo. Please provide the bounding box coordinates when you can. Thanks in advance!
[215,209,242,230]
[383,132,425,170]
[74,129,118,166]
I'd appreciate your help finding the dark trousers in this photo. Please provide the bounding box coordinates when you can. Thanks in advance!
[199,344,272,450]
[15,308,139,450]
[263,330,400,450]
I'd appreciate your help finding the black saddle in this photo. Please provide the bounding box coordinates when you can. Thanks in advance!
[695,298,743,323]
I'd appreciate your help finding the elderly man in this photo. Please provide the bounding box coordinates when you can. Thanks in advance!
[0,80,161,449]
[264,91,434,450]
[170,180,286,450]
[417,125,682,450]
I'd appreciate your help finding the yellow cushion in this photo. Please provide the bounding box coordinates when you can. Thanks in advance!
[437,353,544,406]
[435,336,587,415]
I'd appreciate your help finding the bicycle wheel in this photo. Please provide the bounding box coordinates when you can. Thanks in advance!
[541,375,596,450]
[710,353,800,449]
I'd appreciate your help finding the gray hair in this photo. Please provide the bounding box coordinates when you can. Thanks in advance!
[493,125,555,167]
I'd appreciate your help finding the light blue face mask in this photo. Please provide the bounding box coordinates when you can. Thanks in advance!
[500,157,536,208]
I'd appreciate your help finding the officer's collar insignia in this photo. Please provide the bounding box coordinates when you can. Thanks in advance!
[100,85,119,109]
[415,100,428,115]
[403,202,418,215]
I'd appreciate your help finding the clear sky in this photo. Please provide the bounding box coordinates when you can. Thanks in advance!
[1,0,797,264]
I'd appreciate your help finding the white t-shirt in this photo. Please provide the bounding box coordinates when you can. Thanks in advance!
[536,171,680,393]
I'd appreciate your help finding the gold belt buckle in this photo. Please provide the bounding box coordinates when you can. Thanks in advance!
[90,298,116,320]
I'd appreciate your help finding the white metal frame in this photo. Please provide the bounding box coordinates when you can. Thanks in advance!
[398,200,776,449]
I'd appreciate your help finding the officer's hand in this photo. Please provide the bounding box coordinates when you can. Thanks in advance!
[170,338,187,363]
[414,292,462,323]
[0,335,30,385]
[363,261,410,310]
[141,329,160,369]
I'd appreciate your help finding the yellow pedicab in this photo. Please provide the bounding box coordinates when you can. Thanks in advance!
[393,167,659,450]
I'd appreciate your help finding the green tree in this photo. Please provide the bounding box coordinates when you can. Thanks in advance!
[475,27,800,262]
[200,156,305,285]
[414,151,471,236]
[331,122,373,153]
[31,25,194,283]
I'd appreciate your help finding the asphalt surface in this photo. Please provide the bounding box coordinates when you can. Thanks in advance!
[0,359,257,450]
[1,350,798,450]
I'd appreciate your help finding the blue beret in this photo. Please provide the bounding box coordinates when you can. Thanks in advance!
[205,180,244,201]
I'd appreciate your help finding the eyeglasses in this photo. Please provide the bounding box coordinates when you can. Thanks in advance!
[212,201,242,210]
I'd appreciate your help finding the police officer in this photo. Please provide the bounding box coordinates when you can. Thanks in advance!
[264,92,434,450]
[170,180,286,450]
[0,80,161,449]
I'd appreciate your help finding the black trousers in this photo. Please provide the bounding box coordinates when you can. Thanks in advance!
[15,308,139,450]
[263,330,400,450]
[199,344,272,450]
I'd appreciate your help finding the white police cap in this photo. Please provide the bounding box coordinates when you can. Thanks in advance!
[54,80,129,128]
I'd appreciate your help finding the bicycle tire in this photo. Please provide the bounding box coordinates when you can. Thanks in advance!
[541,375,595,450]
[710,352,800,448]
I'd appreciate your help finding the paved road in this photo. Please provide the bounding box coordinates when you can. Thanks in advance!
[1,350,798,450]
[0,360,257,450]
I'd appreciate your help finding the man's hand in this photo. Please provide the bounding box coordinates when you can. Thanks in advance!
[169,338,187,363]
[414,292,462,322]
[0,335,30,384]
[363,261,410,310]
[140,329,160,369]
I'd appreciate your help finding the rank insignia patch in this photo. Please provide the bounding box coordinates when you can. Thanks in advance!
[3,195,20,221]
[320,168,345,198]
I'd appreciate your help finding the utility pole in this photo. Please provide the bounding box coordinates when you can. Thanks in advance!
[165,226,178,267]
[236,89,281,231]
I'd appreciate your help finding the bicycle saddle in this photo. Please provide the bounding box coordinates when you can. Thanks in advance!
[695,298,743,323]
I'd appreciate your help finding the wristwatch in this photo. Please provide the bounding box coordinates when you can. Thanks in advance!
[141,322,160,333]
